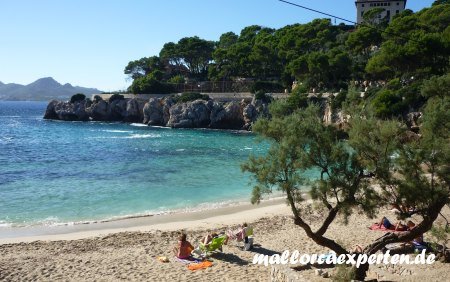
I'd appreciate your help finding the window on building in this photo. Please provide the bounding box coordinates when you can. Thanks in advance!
[397,2,399,5]
[396,10,399,14]
[361,11,364,17]
[362,4,365,7]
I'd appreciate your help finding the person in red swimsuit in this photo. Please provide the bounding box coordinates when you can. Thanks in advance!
[173,233,194,259]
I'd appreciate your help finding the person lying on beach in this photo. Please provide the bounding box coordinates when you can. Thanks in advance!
[173,233,194,259]
[378,217,410,231]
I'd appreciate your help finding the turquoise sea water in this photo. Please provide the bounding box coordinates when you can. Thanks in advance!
[0,101,272,228]
[0,101,318,229]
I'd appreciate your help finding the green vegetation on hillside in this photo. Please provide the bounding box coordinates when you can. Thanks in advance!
[125,3,448,120]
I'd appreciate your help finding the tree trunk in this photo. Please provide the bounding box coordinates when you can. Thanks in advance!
[354,261,370,281]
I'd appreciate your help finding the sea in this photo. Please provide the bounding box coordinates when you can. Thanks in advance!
[0,101,267,229]
[0,101,316,230]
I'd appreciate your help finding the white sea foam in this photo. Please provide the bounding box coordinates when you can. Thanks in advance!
[87,133,161,139]
[176,149,185,151]
[125,134,161,139]
[0,220,12,228]
[130,123,147,127]
[102,130,133,133]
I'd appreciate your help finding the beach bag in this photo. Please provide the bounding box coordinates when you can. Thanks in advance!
[244,237,253,251]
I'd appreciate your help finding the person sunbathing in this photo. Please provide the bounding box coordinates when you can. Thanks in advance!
[173,233,194,259]
[378,217,409,231]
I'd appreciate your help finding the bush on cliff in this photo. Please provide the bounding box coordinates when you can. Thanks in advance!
[254,91,273,104]
[175,92,210,103]
[251,81,284,94]
[129,75,175,94]
[109,94,125,103]
[70,93,86,103]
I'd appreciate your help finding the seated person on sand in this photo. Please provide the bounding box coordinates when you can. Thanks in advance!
[406,221,431,251]
[224,223,252,245]
[173,233,194,259]
[202,232,219,246]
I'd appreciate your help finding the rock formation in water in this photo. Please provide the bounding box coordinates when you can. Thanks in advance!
[44,95,269,130]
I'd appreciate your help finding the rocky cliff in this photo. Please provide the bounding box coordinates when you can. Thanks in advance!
[44,95,269,130]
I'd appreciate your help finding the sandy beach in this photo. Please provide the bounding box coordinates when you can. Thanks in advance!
[0,200,449,281]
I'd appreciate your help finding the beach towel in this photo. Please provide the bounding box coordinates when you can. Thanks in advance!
[175,257,201,264]
[187,260,213,271]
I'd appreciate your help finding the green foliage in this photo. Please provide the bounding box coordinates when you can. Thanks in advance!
[331,91,347,111]
[251,81,284,93]
[269,87,309,118]
[70,93,86,103]
[160,36,214,81]
[122,2,447,118]
[174,92,210,103]
[254,91,273,104]
[167,75,185,84]
[124,56,163,79]
[332,265,357,282]
[421,73,450,99]
[128,75,175,94]
[367,4,450,80]
[370,89,406,118]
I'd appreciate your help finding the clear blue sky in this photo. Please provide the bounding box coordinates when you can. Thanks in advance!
[0,0,435,91]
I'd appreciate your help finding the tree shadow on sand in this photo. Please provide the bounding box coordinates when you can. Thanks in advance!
[249,244,281,257]
[210,252,249,266]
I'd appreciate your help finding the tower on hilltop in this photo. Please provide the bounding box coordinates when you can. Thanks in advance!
[355,0,407,24]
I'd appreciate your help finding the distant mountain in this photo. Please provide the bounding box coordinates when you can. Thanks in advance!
[0,77,102,101]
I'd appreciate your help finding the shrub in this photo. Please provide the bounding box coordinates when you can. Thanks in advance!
[70,93,86,103]
[371,89,406,118]
[93,95,103,103]
[128,75,175,94]
[168,75,185,84]
[254,90,273,103]
[331,91,347,111]
[109,94,125,103]
[175,92,210,103]
[251,81,284,94]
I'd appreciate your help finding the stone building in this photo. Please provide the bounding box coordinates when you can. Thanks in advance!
[355,0,407,24]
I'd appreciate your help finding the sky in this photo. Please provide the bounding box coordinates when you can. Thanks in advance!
[0,0,435,91]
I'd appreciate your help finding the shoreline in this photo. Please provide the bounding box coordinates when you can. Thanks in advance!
[0,197,290,245]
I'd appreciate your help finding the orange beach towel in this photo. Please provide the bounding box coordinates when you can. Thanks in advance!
[187,260,213,271]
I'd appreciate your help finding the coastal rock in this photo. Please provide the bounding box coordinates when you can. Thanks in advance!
[43,100,60,120]
[123,98,146,123]
[108,99,128,121]
[210,101,244,129]
[242,98,270,130]
[44,99,90,121]
[44,94,270,130]
[143,98,164,125]
[167,99,210,128]
[86,99,109,121]
[162,97,176,125]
